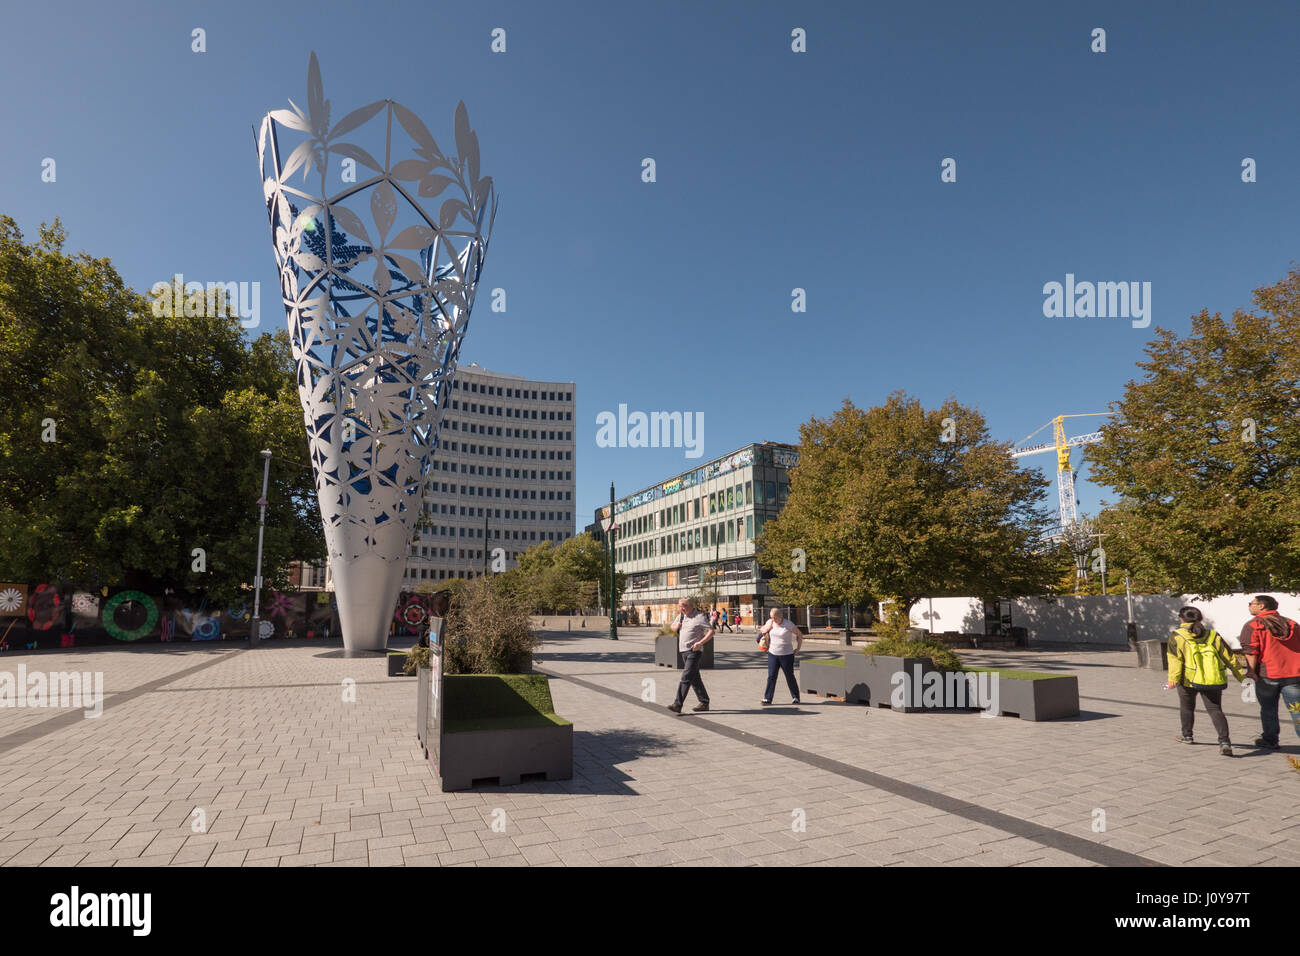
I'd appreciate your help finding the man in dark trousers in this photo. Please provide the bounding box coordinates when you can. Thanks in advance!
[1240,595,1300,749]
[668,597,713,714]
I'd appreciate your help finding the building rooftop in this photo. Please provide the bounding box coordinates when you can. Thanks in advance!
[456,363,575,386]
[603,441,799,516]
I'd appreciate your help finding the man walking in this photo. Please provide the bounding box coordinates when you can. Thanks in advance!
[1240,595,1300,750]
[668,597,713,714]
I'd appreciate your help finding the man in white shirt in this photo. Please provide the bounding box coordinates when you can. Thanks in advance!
[668,597,713,713]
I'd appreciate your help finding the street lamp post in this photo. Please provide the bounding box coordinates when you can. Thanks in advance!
[606,482,618,640]
[249,449,272,645]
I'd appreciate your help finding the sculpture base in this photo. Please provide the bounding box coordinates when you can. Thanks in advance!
[331,552,406,653]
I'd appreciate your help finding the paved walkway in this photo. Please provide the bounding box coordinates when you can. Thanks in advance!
[1,629,1296,866]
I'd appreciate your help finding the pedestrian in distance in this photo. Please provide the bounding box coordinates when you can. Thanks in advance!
[1165,607,1244,755]
[668,597,713,714]
[710,608,719,631]
[719,608,733,633]
[758,607,803,706]
[1238,595,1300,750]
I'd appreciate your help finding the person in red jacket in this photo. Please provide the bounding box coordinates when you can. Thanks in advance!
[1239,595,1300,750]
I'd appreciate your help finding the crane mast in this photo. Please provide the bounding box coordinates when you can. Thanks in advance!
[1011,413,1109,532]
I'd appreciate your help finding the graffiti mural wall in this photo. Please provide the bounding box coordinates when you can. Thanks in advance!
[0,583,444,654]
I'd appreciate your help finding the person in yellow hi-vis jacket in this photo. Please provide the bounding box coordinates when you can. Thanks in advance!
[1166,607,1245,755]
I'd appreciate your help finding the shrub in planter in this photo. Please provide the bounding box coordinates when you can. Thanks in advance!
[404,643,431,675]
[442,577,540,674]
[864,634,964,672]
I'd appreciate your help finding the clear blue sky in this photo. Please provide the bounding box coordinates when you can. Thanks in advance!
[3,0,1297,529]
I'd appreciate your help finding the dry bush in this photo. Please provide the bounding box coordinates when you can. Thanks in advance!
[442,576,540,674]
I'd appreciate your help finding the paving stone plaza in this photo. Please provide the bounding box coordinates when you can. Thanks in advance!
[1,628,1296,868]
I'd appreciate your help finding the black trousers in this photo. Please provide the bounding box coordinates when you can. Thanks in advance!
[1176,684,1230,743]
[674,650,709,707]
[764,652,799,702]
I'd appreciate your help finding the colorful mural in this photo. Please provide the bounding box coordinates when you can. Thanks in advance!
[0,584,447,654]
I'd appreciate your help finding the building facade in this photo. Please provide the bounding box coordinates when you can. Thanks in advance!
[288,367,576,590]
[597,442,799,628]
[403,364,577,586]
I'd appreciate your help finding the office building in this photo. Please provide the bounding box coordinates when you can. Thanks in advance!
[595,442,799,627]
[403,365,577,585]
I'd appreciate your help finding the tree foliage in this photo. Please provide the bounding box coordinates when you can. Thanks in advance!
[498,532,624,613]
[1086,267,1300,596]
[0,217,323,601]
[756,393,1056,618]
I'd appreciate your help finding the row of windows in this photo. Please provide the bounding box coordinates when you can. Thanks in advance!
[619,480,790,541]
[455,381,572,403]
[436,442,569,460]
[411,530,572,558]
[617,516,762,563]
[425,485,573,503]
[450,400,573,422]
[420,505,572,522]
[440,440,571,459]
[417,512,573,536]
[443,419,574,445]
[432,465,573,483]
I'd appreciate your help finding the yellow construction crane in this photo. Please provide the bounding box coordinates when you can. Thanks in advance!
[1010,413,1110,531]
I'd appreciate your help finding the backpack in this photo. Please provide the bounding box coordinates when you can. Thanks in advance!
[1175,628,1229,687]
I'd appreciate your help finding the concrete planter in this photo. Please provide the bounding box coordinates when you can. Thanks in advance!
[799,659,846,698]
[388,652,408,677]
[988,673,1079,721]
[655,634,715,669]
[439,723,573,792]
[845,653,937,712]
[428,674,573,793]
[1135,639,1168,671]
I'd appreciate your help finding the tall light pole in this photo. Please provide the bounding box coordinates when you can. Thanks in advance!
[606,482,618,640]
[249,449,272,645]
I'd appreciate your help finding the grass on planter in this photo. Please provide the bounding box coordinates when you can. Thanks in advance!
[442,674,572,734]
[802,657,845,666]
[960,667,1063,681]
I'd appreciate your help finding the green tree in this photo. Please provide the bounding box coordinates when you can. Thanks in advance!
[1086,267,1300,596]
[508,535,623,613]
[515,540,556,576]
[552,532,607,583]
[0,217,323,601]
[756,393,1056,626]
